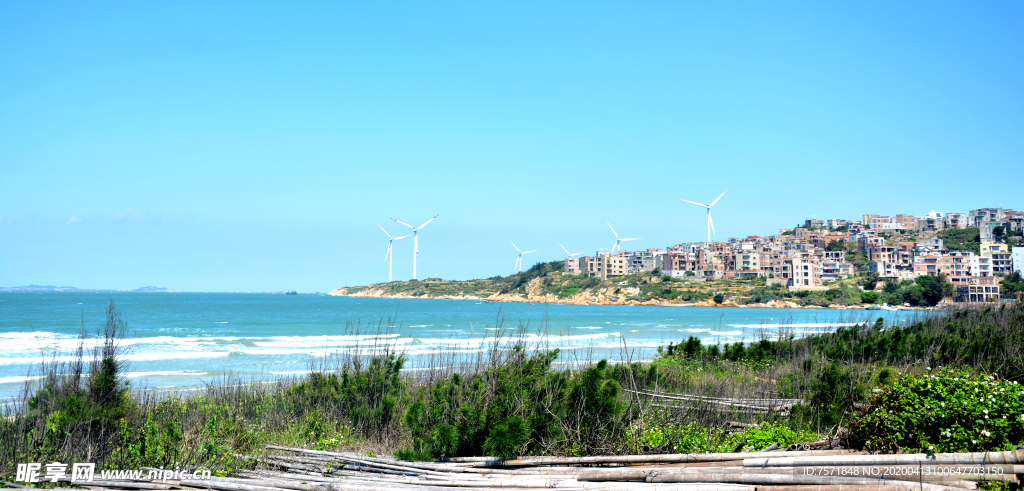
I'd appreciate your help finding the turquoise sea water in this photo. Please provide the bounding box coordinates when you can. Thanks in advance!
[0,292,927,400]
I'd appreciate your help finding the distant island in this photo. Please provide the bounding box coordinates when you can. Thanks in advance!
[0,285,178,292]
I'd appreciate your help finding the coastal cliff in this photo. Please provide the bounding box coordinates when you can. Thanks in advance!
[328,268,820,309]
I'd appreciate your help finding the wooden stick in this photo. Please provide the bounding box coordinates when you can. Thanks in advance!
[645,471,973,490]
[502,449,858,466]
[744,450,1024,467]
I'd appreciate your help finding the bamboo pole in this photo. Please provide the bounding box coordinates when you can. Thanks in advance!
[644,471,973,490]
[503,449,858,466]
[744,450,1024,467]
[624,389,803,405]
[577,466,983,488]
[756,486,947,491]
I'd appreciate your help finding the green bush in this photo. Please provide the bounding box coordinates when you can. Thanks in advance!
[851,369,1024,453]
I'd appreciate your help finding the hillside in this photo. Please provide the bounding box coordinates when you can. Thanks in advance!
[330,261,864,308]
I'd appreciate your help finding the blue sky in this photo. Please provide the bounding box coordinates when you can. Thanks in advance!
[1,1,1022,291]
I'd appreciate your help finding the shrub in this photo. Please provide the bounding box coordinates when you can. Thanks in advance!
[851,369,1024,453]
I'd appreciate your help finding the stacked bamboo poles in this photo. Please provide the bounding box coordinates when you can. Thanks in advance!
[624,390,804,417]
[249,446,1023,491]
[3,447,1020,491]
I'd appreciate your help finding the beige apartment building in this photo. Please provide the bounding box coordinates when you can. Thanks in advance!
[580,254,626,280]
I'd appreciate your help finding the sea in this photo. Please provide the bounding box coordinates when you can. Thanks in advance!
[0,292,930,401]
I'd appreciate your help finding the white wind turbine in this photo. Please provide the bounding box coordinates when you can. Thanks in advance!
[607,221,640,253]
[682,190,727,244]
[559,243,583,259]
[391,214,438,280]
[509,240,537,273]
[377,224,410,283]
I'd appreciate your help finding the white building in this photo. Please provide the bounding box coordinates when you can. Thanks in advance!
[1013,249,1024,274]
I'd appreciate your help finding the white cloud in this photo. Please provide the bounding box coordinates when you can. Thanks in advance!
[115,206,144,220]
[67,216,81,224]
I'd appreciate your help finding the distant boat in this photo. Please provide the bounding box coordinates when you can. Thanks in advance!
[865,307,880,310]
[286,291,298,295]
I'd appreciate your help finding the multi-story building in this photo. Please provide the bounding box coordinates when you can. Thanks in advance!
[579,256,601,277]
[863,215,894,230]
[954,276,1000,303]
[868,246,898,264]
[826,218,851,230]
[915,216,945,232]
[695,250,725,279]
[786,256,821,288]
[733,248,763,278]
[1014,249,1024,274]
[970,255,992,277]
[580,254,627,279]
[980,240,1013,274]
[1009,213,1024,233]
[944,213,968,229]
[970,208,1010,228]
[859,236,885,252]
[869,261,900,277]
[913,252,952,277]
[804,219,825,229]
[564,257,581,274]
[820,259,853,282]
[894,214,917,230]
[658,252,696,278]
[625,250,657,274]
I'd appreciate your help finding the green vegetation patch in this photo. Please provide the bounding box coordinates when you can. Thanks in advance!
[852,369,1024,453]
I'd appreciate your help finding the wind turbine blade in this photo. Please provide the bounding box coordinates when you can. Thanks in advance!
[394,235,411,240]
[606,221,619,238]
[417,214,439,230]
[681,199,708,208]
[509,240,520,252]
[385,243,391,261]
[709,213,716,235]
[392,218,415,230]
[570,252,583,256]
[377,223,392,238]
[621,238,640,242]
[522,250,537,254]
[559,243,569,255]
[709,190,728,207]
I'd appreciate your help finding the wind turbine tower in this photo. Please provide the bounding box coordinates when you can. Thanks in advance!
[377,224,410,283]
[606,221,640,254]
[682,190,727,244]
[391,214,438,280]
[509,240,537,273]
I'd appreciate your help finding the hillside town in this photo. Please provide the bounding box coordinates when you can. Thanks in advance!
[566,207,1023,304]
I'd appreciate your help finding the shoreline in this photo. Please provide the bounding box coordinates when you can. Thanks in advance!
[326,287,930,311]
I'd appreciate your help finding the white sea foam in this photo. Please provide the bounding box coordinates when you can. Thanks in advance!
[684,328,710,333]
[728,322,859,328]
[705,330,743,336]
[573,326,603,330]
[124,370,207,378]
[0,375,44,384]
[0,351,231,366]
